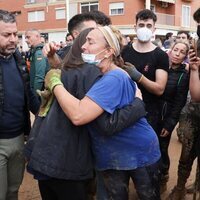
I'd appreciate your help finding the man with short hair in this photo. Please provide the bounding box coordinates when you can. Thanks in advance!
[43,11,111,67]
[122,9,169,193]
[163,32,173,49]
[0,9,39,199]
[25,29,49,96]
[176,30,190,43]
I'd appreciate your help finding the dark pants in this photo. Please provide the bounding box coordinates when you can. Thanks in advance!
[100,160,160,200]
[38,179,88,200]
[157,123,172,177]
[145,102,169,179]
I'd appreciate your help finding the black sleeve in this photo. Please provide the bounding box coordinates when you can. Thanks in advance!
[90,97,146,135]
[163,73,189,132]
[156,48,169,72]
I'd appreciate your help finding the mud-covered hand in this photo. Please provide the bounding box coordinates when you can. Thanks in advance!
[123,62,143,82]
[45,69,63,92]
[37,89,54,117]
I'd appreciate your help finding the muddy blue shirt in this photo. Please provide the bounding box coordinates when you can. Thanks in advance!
[87,69,161,170]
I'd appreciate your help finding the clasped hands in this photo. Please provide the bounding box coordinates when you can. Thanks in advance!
[37,69,63,117]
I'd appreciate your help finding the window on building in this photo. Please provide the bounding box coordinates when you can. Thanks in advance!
[80,2,98,13]
[55,8,66,19]
[26,0,35,4]
[109,2,124,16]
[182,5,190,27]
[28,10,45,22]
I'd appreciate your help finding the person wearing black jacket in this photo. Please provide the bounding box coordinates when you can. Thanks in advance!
[24,28,146,200]
[0,10,39,200]
[157,41,190,194]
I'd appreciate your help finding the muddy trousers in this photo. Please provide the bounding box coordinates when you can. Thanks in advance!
[176,132,198,189]
[99,160,161,200]
[175,102,200,189]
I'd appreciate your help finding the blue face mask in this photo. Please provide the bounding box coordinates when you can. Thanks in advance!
[81,53,101,65]
[81,49,107,65]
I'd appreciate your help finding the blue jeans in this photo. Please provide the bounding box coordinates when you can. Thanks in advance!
[99,160,160,200]
[0,134,25,200]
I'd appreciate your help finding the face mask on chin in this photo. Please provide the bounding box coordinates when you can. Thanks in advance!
[81,49,107,65]
[136,27,153,42]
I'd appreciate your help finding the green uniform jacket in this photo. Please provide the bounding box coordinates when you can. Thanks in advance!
[30,43,49,94]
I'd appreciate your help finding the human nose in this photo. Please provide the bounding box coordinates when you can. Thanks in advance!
[81,42,87,52]
[9,34,17,42]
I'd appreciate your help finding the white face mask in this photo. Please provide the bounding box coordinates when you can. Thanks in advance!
[136,27,153,42]
[81,49,107,65]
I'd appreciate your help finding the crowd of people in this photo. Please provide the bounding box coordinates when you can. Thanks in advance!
[0,6,200,200]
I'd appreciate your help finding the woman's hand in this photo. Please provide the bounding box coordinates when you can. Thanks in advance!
[189,49,200,71]
[45,69,63,92]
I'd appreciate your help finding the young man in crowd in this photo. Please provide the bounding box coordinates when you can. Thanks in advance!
[121,9,169,192]
[25,29,49,97]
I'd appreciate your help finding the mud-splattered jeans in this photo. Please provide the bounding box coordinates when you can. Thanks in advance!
[99,160,160,200]
[176,102,200,189]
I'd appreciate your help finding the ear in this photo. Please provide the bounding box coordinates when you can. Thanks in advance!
[106,48,115,57]
[72,30,79,39]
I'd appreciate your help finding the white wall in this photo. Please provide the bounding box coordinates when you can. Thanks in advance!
[48,32,67,43]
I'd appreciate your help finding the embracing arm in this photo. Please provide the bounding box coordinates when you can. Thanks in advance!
[53,85,104,125]
[91,97,146,135]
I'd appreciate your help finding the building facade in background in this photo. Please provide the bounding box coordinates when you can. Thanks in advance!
[0,0,199,48]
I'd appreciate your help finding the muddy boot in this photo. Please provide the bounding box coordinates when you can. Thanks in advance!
[167,186,186,200]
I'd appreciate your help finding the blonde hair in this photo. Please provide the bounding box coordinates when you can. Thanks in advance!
[98,25,125,67]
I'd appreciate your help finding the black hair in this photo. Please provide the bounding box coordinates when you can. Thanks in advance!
[177,30,190,40]
[0,9,16,23]
[136,9,157,23]
[89,10,111,26]
[68,11,112,35]
[193,8,200,23]
[68,13,95,35]
[166,32,173,40]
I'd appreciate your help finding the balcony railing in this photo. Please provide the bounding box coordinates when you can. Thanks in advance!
[156,12,175,26]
